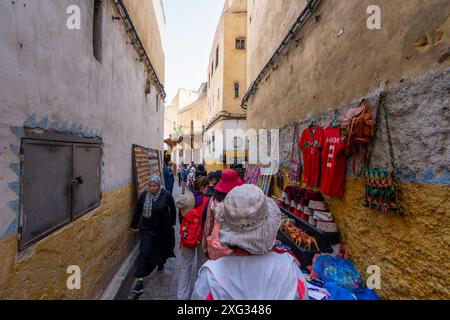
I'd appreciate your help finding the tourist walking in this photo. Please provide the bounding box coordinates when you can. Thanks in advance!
[176,177,210,300]
[130,176,176,298]
[192,184,309,300]
[202,169,243,260]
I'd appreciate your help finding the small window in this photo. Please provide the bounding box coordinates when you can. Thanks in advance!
[19,133,102,250]
[211,61,214,75]
[234,82,240,98]
[215,46,219,69]
[235,37,246,50]
[156,95,159,112]
[93,0,103,62]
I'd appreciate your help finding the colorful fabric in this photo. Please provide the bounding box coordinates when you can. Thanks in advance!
[244,164,261,185]
[321,126,347,198]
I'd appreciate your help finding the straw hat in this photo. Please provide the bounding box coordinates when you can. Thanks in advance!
[216,184,282,255]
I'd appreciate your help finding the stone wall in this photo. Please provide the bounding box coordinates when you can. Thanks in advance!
[0,184,137,299]
[246,0,450,299]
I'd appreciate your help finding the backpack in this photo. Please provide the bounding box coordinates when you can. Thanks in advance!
[341,99,377,175]
[180,198,209,249]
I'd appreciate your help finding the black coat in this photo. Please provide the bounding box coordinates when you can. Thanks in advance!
[131,189,177,273]
[131,188,176,231]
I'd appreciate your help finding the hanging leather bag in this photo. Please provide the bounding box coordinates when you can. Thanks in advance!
[342,99,376,144]
[342,99,377,175]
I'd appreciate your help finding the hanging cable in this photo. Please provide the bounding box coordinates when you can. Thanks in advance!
[240,0,322,109]
[113,0,166,99]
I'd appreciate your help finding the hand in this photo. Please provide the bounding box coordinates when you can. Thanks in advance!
[131,228,139,233]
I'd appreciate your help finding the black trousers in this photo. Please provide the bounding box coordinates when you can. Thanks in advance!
[135,230,165,278]
[135,231,155,278]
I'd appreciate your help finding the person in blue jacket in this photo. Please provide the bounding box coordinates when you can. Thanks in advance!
[164,162,175,194]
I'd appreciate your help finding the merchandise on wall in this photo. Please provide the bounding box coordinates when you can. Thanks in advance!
[299,121,324,188]
[244,164,261,185]
[363,92,404,216]
[132,144,164,198]
[321,122,347,198]
[244,164,273,195]
[341,98,377,176]
[288,123,302,183]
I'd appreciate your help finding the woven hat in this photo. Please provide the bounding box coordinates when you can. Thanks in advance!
[175,191,195,216]
[217,184,282,255]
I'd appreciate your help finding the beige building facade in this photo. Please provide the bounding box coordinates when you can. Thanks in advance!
[165,85,207,166]
[244,0,450,299]
[204,0,248,171]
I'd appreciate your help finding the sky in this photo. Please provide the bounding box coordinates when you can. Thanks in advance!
[163,0,225,105]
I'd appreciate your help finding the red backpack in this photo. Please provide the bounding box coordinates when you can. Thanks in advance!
[180,198,209,249]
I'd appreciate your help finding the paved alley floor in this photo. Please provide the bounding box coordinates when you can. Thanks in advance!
[136,180,198,301]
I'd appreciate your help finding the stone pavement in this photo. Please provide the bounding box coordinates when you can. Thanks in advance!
[137,180,199,300]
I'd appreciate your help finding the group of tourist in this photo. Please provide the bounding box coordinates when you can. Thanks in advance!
[130,165,309,300]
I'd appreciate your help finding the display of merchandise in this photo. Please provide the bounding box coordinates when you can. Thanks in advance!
[288,123,302,183]
[321,125,347,198]
[304,190,324,202]
[281,221,320,251]
[257,171,273,195]
[313,210,333,222]
[363,92,405,216]
[299,124,324,187]
[308,200,329,211]
[244,164,261,185]
[308,216,317,226]
[316,220,339,233]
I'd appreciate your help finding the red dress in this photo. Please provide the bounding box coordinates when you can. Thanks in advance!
[299,126,324,187]
[321,126,347,198]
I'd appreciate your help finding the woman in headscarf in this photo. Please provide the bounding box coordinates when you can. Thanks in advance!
[130,176,176,298]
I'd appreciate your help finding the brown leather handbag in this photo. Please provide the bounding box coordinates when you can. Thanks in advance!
[342,99,377,175]
[342,99,376,144]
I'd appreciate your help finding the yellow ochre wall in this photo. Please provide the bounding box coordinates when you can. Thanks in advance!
[246,0,450,299]
[223,1,248,116]
[0,184,137,299]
